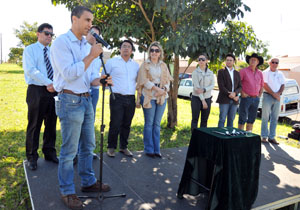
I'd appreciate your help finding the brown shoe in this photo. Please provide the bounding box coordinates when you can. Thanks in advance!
[107,148,115,157]
[61,194,83,210]
[119,148,133,157]
[268,138,279,145]
[81,180,111,193]
[261,138,268,143]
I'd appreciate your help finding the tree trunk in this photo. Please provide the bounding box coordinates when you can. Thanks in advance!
[167,55,179,128]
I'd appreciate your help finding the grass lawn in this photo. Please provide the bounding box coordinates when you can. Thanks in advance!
[0,63,299,209]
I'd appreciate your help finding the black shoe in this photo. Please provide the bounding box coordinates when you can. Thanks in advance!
[28,161,37,170]
[93,153,98,159]
[45,155,59,164]
[146,153,155,158]
[155,153,162,158]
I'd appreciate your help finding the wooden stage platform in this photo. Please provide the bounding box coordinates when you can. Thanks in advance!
[24,143,300,210]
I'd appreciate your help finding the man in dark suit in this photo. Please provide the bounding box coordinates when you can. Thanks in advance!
[216,54,242,127]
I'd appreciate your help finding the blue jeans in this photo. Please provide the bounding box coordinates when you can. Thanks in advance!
[261,93,280,139]
[55,93,96,195]
[141,95,166,154]
[238,97,260,125]
[218,100,238,128]
[90,87,99,119]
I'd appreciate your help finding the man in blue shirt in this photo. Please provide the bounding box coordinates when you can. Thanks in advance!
[50,6,112,210]
[23,23,58,171]
[105,40,139,158]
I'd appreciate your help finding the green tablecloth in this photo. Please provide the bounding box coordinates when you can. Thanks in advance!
[177,127,261,210]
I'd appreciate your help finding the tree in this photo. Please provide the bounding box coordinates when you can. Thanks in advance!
[52,0,262,128]
[8,47,23,64]
[8,22,38,65]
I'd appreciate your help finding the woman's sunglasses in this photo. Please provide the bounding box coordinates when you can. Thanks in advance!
[150,48,160,53]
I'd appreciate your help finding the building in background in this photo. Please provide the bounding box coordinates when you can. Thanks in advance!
[277,56,300,86]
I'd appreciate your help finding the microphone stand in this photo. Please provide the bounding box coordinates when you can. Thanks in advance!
[78,53,125,203]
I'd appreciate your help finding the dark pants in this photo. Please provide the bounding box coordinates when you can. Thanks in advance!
[108,93,136,149]
[26,85,57,161]
[191,96,212,132]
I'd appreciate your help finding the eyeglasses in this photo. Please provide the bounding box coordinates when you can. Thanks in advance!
[271,61,279,64]
[150,48,160,53]
[42,31,54,37]
[198,57,206,61]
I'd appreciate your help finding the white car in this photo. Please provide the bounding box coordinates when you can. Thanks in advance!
[178,78,193,98]
[258,78,300,117]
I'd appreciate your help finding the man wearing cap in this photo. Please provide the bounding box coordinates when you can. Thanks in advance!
[261,58,285,144]
[238,53,264,132]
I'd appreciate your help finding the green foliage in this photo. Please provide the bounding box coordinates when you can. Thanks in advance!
[8,22,38,66]
[8,47,24,65]
[14,21,38,47]
[52,0,256,62]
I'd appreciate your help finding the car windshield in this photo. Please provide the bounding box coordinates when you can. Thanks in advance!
[179,80,185,86]
[283,86,299,95]
[185,80,192,86]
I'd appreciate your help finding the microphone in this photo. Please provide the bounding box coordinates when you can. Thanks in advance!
[90,29,111,49]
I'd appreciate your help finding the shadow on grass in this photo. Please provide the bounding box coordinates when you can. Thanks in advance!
[0,70,24,74]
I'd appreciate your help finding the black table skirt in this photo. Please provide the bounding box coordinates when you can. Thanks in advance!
[177,127,261,210]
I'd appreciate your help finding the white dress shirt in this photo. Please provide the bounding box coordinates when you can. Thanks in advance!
[226,66,235,92]
[50,30,100,93]
[263,68,285,92]
[104,56,139,95]
[23,41,53,86]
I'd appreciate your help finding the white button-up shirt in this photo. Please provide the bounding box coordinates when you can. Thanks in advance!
[226,66,235,92]
[50,30,100,93]
[103,56,139,95]
[263,68,285,92]
[23,41,53,86]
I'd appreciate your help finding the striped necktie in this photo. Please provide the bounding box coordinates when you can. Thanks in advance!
[43,47,53,81]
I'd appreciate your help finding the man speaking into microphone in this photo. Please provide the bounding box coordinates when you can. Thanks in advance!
[50,6,112,210]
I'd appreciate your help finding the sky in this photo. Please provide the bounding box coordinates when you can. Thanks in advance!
[1,0,300,62]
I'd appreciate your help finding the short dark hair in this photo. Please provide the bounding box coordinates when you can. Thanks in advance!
[91,25,101,34]
[71,6,93,23]
[120,40,135,51]
[226,53,236,61]
[199,53,209,60]
[37,23,53,32]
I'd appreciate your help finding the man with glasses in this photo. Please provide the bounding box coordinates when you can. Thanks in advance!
[23,23,58,171]
[261,58,285,144]
[216,54,242,127]
[104,40,139,158]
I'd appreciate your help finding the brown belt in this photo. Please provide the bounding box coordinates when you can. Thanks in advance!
[62,89,90,97]
[248,95,258,98]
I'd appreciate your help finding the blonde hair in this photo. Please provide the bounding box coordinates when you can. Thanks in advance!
[147,41,164,61]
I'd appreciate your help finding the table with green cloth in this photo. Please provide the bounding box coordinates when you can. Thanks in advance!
[177,127,261,210]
